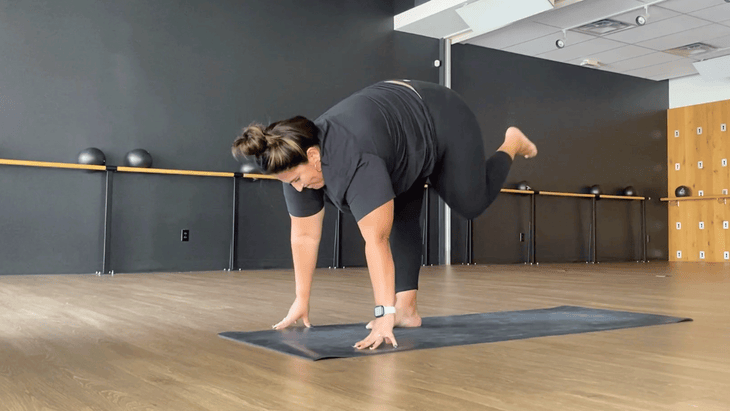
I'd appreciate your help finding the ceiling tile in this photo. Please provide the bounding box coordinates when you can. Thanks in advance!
[606,51,684,71]
[659,0,726,14]
[467,22,560,50]
[610,5,679,26]
[537,38,626,62]
[533,0,643,29]
[691,47,730,62]
[565,45,655,65]
[503,31,594,56]
[625,58,698,80]
[604,15,711,43]
[690,3,730,24]
[637,23,730,51]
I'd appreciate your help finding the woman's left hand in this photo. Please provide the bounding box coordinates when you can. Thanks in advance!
[354,315,398,350]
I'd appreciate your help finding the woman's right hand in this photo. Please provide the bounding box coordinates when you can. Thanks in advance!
[272,297,312,329]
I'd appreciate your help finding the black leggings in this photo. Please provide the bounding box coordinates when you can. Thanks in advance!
[390,80,513,292]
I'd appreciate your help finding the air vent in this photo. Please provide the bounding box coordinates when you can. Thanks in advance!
[580,59,602,68]
[665,43,717,58]
[548,0,584,8]
[572,19,632,36]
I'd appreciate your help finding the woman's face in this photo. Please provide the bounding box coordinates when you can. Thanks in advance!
[276,147,325,191]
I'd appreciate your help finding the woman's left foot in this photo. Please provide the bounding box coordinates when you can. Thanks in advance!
[505,127,538,159]
[366,313,422,329]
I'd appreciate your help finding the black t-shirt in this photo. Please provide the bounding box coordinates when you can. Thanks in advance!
[283,81,437,222]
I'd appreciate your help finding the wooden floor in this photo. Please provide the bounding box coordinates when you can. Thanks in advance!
[1,262,729,411]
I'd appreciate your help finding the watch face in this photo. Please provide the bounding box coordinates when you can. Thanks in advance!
[374,306,384,317]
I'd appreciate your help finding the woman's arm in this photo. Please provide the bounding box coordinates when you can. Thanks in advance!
[291,207,325,299]
[273,207,324,329]
[354,200,398,349]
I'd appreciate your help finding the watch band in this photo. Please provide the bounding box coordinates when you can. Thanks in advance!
[374,305,396,318]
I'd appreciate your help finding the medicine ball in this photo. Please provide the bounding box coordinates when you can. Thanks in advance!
[516,181,531,191]
[124,149,153,168]
[675,185,691,197]
[77,147,106,165]
[623,186,636,196]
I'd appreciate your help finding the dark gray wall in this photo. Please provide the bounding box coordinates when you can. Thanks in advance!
[0,0,439,274]
[0,0,669,275]
[449,45,668,264]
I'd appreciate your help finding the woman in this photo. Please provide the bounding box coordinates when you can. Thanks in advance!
[231,80,537,351]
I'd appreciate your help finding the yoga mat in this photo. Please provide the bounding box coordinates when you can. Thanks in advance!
[219,305,691,361]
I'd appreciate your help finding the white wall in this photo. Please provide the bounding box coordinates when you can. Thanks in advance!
[669,75,730,109]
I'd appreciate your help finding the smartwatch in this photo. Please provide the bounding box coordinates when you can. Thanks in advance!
[374,305,396,318]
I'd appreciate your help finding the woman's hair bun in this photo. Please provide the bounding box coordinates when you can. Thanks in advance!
[232,124,268,160]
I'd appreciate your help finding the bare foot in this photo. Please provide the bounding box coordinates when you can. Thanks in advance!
[503,126,538,159]
[366,313,422,329]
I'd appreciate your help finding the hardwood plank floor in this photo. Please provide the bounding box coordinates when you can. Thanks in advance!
[1,262,728,410]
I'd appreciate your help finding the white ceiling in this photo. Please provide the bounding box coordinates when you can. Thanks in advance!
[395,0,730,81]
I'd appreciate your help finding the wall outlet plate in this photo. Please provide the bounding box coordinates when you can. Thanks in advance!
[698,161,703,169]
[723,189,728,195]
[676,222,681,230]
[700,251,705,259]
[677,251,682,259]
[725,251,730,260]
[722,124,727,132]
[723,159,728,167]
[181,229,190,242]
[675,163,681,171]
[724,221,729,230]
[697,127,703,135]
[699,221,705,230]
[675,130,680,137]
[698,190,704,196]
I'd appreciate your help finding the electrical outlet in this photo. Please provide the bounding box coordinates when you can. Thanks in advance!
[674,130,680,137]
[723,159,727,167]
[722,124,727,132]
[698,190,704,196]
[699,221,705,230]
[700,251,705,259]
[725,251,730,260]
[675,163,681,171]
[697,127,703,135]
[724,221,729,230]
[181,229,190,242]
[519,233,525,242]
[677,251,682,259]
[698,161,703,169]
[676,222,682,230]
[723,189,728,195]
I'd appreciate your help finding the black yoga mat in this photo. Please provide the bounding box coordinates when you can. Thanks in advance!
[219,305,691,361]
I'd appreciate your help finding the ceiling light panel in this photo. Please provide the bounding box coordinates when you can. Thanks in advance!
[567,45,655,65]
[503,31,595,56]
[533,0,640,29]
[690,3,730,24]
[538,38,626,62]
[605,14,710,43]
[637,23,730,51]
[467,21,560,49]
[658,0,726,14]
[608,51,684,72]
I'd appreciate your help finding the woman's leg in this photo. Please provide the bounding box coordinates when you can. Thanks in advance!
[408,81,536,220]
